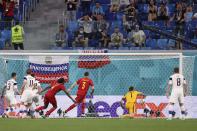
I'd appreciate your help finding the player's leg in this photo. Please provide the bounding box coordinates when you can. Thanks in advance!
[35,95,49,111]
[120,103,135,118]
[3,95,11,117]
[20,90,31,116]
[178,93,186,120]
[168,102,175,120]
[128,103,135,118]
[168,91,177,120]
[45,97,57,117]
[81,99,86,116]
[65,95,84,114]
[32,94,40,107]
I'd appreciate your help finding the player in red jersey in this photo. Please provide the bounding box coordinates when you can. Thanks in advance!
[35,78,75,117]
[65,72,94,116]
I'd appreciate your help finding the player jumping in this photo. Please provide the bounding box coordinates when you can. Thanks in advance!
[65,72,94,117]
[120,86,145,118]
[1,72,20,118]
[166,67,188,120]
[35,78,75,118]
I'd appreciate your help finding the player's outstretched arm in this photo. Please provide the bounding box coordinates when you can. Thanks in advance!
[1,86,6,99]
[63,90,76,103]
[15,88,21,95]
[40,86,51,94]
[68,82,77,93]
[20,80,27,94]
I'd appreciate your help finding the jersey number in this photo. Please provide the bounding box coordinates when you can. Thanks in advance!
[177,78,181,86]
[29,80,34,87]
[82,82,86,90]
[7,83,11,90]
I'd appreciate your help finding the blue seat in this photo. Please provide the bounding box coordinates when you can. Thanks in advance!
[73,47,84,50]
[1,30,11,41]
[68,21,78,32]
[157,39,168,49]
[138,4,148,13]
[154,21,165,29]
[89,39,99,47]
[145,39,157,49]
[168,4,175,13]
[110,21,122,29]
[116,13,124,21]
[144,30,150,38]
[84,47,95,50]
[102,5,109,13]
[140,47,152,50]
[63,47,73,50]
[95,0,110,4]
[119,47,129,50]
[0,38,6,49]
[106,12,117,21]
[130,47,140,50]
[168,39,175,47]
[191,39,197,45]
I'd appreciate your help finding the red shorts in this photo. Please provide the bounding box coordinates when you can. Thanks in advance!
[44,93,57,108]
[75,94,86,103]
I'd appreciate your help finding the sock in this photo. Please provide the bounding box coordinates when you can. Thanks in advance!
[45,107,56,116]
[5,107,9,114]
[65,104,77,113]
[81,102,85,114]
[29,106,35,116]
[35,106,45,112]
[10,107,14,112]
[180,105,186,116]
[168,104,174,118]
[19,105,27,117]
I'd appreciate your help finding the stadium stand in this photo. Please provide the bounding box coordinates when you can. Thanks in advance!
[0,0,39,49]
[1,0,197,50]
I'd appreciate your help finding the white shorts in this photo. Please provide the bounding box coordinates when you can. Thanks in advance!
[32,92,40,104]
[5,93,17,106]
[21,90,34,105]
[169,89,184,104]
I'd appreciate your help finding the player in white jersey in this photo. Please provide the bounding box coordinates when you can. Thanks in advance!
[1,72,20,117]
[31,74,42,107]
[21,69,36,105]
[20,69,36,117]
[166,67,188,120]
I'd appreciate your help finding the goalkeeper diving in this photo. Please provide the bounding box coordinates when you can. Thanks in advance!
[120,86,145,118]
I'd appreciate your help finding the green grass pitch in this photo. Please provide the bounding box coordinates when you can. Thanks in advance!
[0,118,197,131]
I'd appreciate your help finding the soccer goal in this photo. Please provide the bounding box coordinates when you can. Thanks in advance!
[0,52,195,118]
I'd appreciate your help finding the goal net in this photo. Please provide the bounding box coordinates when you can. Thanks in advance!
[0,52,195,118]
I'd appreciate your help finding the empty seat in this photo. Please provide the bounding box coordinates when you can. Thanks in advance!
[119,47,129,50]
[157,39,168,49]
[145,39,157,49]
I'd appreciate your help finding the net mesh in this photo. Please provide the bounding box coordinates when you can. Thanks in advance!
[0,54,195,96]
[0,53,195,118]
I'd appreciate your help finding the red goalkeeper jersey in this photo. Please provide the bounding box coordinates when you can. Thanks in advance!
[46,83,66,96]
[76,77,94,96]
